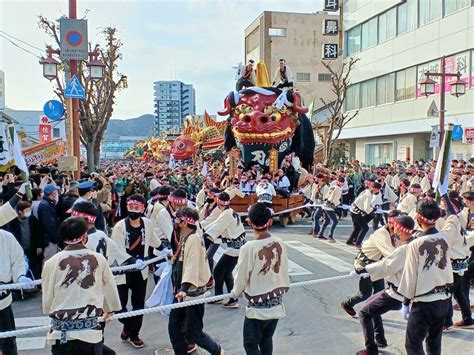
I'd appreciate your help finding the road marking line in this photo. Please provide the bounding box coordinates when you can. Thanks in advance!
[15,316,49,327]
[285,240,353,272]
[312,238,358,255]
[287,260,312,276]
[16,336,46,350]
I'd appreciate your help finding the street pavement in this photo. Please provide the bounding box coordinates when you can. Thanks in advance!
[11,217,474,354]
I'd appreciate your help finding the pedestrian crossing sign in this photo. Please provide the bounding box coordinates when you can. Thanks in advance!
[64,75,85,99]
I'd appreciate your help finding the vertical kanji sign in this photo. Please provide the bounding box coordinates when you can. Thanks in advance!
[323,44,338,59]
[323,19,339,35]
[39,115,52,144]
[324,0,339,11]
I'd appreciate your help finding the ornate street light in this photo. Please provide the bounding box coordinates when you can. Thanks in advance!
[419,74,436,97]
[39,55,60,81]
[87,55,106,81]
[450,75,466,97]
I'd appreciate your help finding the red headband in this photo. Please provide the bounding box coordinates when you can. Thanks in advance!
[248,219,272,230]
[168,196,187,205]
[127,199,145,208]
[387,217,397,224]
[177,216,197,225]
[410,187,421,193]
[466,199,474,205]
[217,198,230,206]
[394,220,413,234]
[417,213,437,225]
[64,233,86,245]
[156,194,169,199]
[70,210,97,224]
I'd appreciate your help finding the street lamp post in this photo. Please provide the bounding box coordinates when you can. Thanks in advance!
[419,56,466,154]
[39,0,104,179]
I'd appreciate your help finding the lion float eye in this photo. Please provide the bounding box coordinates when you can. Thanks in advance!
[271,112,282,122]
[177,142,185,149]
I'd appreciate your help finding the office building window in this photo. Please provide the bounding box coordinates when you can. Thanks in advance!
[346,25,361,55]
[419,0,442,26]
[361,17,377,50]
[346,83,360,111]
[444,0,470,16]
[397,0,417,34]
[365,143,393,166]
[318,73,332,82]
[416,59,441,97]
[268,28,286,37]
[376,73,395,105]
[360,79,376,108]
[297,73,311,81]
[396,67,416,101]
[378,7,396,43]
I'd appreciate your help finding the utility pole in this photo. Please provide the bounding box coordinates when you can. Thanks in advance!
[69,0,80,180]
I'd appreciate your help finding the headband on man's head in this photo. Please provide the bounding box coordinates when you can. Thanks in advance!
[409,187,421,193]
[178,215,197,226]
[70,210,97,224]
[394,220,413,234]
[217,198,230,206]
[64,233,86,245]
[248,219,272,231]
[168,196,187,205]
[127,199,145,208]
[387,216,397,224]
[417,213,438,225]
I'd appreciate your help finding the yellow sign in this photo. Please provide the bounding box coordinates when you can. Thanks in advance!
[268,147,279,173]
[58,156,78,171]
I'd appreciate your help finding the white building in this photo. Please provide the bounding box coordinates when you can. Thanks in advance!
[0,70,5,110]
[341,0,474,165]
[153,80,196,136]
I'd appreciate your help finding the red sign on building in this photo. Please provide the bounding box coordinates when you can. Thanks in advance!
[39,115,52,144]
[464,127,474,143]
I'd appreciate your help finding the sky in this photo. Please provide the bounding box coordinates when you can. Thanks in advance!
[1,0,323,120]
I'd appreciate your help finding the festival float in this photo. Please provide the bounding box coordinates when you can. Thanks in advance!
[218,60,316,225]
[123,137,171,162]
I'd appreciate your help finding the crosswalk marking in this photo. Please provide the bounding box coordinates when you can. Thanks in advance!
[312,238,358,255]
[17,336,46,351]
[285,240,353,272]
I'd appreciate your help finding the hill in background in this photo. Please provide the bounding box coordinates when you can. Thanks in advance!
[105,114,154,140]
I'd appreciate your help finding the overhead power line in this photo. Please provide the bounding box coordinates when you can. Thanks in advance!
[0,34,42,59]
[0,30,45,52]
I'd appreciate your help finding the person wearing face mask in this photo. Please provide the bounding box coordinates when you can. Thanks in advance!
[317,177,344,242]
[341,210,401,319]
[0,197,35,354]
[397,183,421,215]
[41,217,121,355]
[111,194,162,348]
[354,215,415,355]
[203,192,246,308]
[168,207,224,355]
[38,184,62,261]
[347,182,383,247]
[6,201,43,279]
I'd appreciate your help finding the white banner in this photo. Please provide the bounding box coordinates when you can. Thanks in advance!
[0,122,12,166]
[429,125,439,148]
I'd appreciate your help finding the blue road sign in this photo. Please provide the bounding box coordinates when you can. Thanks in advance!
[64,75,85,99]
[452,125,463,141]
[43,100,64,120]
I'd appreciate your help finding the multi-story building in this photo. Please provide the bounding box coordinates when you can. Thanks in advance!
[153,80,195,136]
[341,0,474,165]
[244,11,342,107]
[0,70,5,110]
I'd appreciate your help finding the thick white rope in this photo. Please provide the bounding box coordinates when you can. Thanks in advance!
[237,203,354,217]
[0,255,169,292]
[0,273,358,338]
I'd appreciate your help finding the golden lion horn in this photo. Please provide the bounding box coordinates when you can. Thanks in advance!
[255,60,270,87]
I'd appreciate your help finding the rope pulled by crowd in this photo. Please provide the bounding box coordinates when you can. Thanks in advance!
[0,273,360,339]
[0,254,170,292]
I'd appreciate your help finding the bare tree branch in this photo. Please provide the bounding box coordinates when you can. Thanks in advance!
[319,57,360,166]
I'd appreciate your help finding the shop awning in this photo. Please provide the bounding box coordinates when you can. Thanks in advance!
[335,114,473,140]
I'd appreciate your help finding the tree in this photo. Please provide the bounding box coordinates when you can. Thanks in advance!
[313,57,359,166]
[39,16,127,171]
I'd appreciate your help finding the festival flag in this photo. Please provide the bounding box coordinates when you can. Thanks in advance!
[201,161,208,177]
[432,124,453,198]
[9,125,28,174]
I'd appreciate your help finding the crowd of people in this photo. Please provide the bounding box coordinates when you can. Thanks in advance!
[0,155,472,355]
